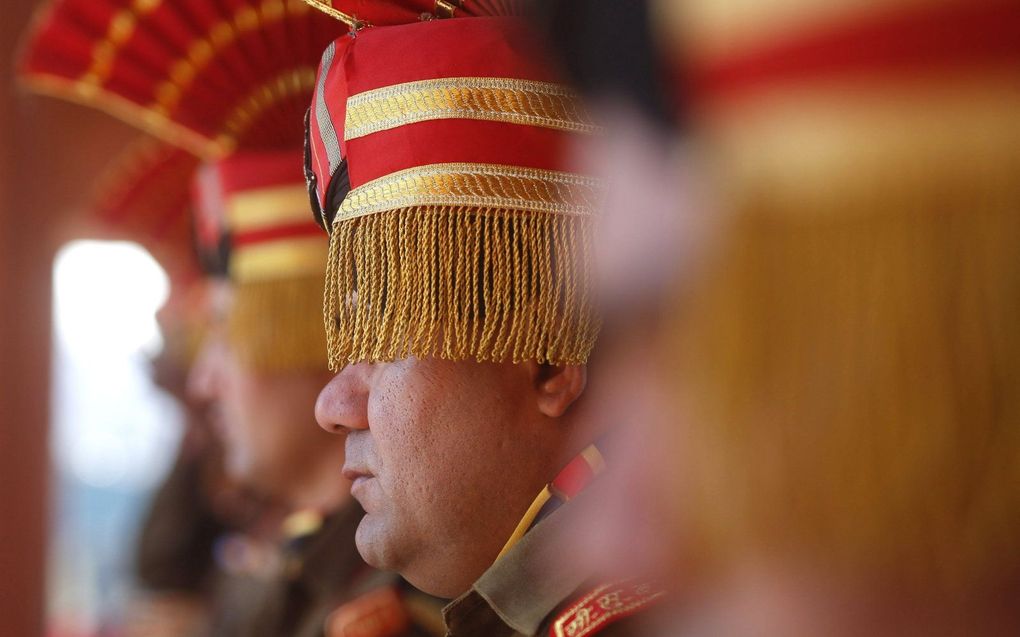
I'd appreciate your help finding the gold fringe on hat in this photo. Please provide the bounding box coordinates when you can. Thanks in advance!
[229,274,330,372]
[323,206,598,370]
[670,79,1020,591]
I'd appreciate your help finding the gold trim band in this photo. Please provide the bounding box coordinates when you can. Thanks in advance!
[226,184,312,232]
[336,163,602,222]
[344,77,599,140]
[231,236,327,281]
[21,73,223,158]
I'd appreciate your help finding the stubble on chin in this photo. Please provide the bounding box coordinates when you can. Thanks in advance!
[354,511,401,572]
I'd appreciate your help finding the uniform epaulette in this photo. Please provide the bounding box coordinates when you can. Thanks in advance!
[550,580,665,637]
[325,586,410,637]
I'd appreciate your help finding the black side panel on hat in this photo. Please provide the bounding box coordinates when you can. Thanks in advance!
[304,104,351,234]
[192,219,231,279]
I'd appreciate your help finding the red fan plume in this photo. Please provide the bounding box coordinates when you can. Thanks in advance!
[20,0,345,158]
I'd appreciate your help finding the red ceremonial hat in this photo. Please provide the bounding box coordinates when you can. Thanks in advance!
[193,149,323,283]
[19,0,343,281]
[648,0,1020,591]
[303,14,602,369]
[20,0,347,371]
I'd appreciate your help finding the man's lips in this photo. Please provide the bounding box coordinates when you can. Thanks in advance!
[341,465,373,481]
[342,465,375,491]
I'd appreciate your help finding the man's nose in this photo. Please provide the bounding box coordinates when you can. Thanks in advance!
[315,364,370,434]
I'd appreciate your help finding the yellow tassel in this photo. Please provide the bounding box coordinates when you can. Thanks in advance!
[229,274,329,372]
[324,206,597,371]
[671,96,1020,592]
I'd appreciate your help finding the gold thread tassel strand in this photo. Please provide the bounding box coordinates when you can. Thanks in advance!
[323,206,598,370]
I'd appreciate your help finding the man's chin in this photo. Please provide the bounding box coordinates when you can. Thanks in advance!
[354,513,399,571]
[354,515,464,598]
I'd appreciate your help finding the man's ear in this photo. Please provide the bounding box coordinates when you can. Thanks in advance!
[527,363,588,418]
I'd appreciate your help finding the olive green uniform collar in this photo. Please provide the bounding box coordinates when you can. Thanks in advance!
[443,491,593,637]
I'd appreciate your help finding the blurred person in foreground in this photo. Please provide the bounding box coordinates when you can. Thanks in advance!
[532,0,709,600]
[19,2,444,635]
[552,0,1020,635]
[306,3,667,635]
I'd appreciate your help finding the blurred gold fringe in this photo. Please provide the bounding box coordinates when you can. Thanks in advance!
[229,274,329,373]
[324,207,597,370]
[673,85,1020,591]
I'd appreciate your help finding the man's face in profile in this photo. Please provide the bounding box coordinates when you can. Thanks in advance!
[315,356,584,597]
[188,281,334,500]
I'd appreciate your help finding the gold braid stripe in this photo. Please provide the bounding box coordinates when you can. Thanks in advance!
[21,73,224,158]
[336,163,601,222]
[344,77,600,140]
[232,236,327,282]
[25,67,315,159]
[226,184,311,232]
[298,0,363,28]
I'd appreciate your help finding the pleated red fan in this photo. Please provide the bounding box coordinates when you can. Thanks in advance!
[90,136,202,284]
[20,0,345,158]
[300,0,528,26]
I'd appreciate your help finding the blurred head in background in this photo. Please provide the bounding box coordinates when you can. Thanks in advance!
[187,152,346,514]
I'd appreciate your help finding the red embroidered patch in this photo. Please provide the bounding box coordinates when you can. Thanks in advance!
[550,580,665,637]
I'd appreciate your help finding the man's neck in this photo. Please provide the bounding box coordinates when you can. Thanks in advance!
[493,443,606,563]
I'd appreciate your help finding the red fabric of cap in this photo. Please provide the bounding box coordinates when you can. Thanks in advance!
[232,221,323,247]
[693,0,1020,108]
[309,16,571,204]
[193,149,306,246]
[205,149,306,195]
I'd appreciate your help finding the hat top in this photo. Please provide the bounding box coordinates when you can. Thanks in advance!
[307,16,601,230]
[307,14,602,369]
